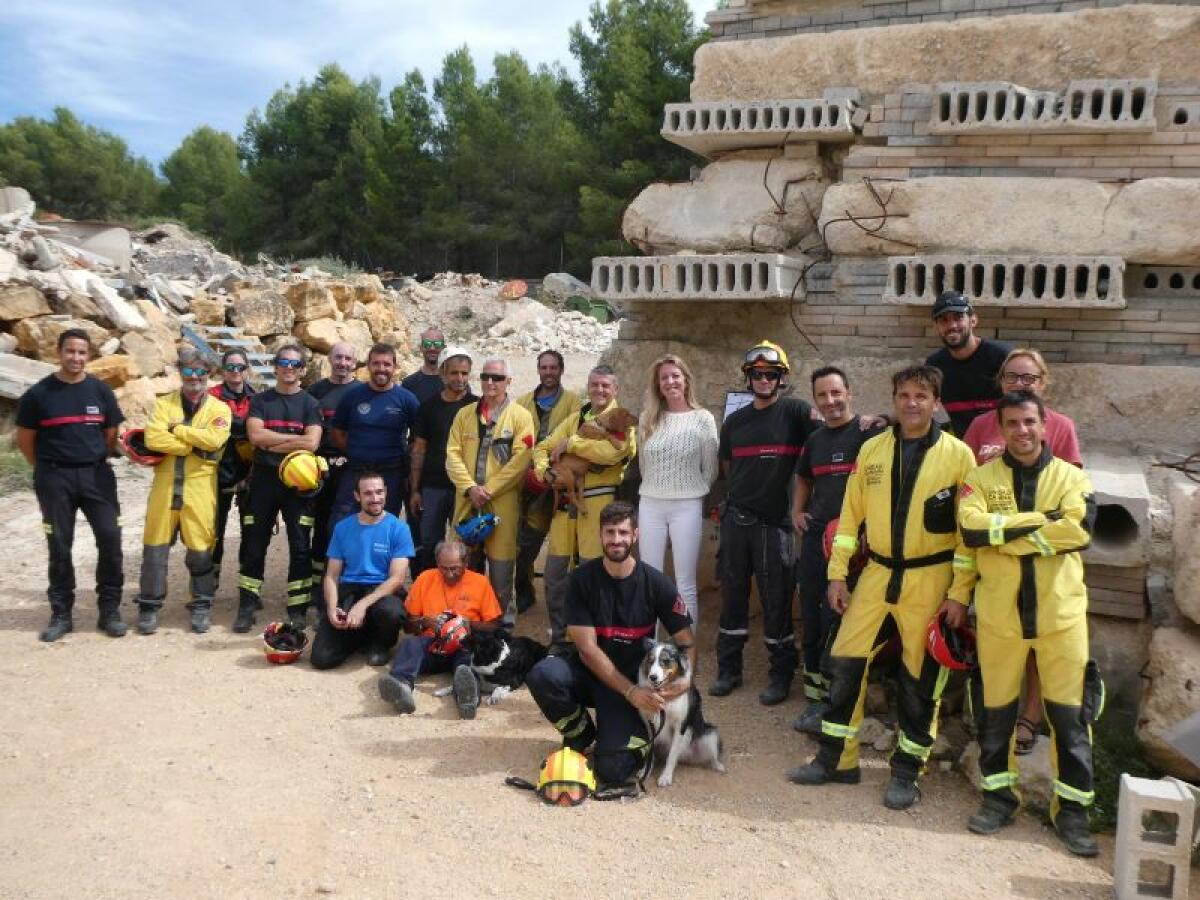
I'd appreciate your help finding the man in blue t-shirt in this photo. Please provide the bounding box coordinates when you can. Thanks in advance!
[329,342,420,526]
[310,471,414,669]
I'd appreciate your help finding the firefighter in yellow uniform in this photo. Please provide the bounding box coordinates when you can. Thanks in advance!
[533,364,635,649]
[137,349,231,635]
[445,357,536,623]
[513,350,582,613]
[789,365,975,812]
[956,390,1100,857]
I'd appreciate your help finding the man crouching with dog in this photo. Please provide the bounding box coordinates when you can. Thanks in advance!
[526,501,694,794]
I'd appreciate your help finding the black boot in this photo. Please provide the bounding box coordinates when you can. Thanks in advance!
[232,604,256,634]
[136,606,158,635]
[97,609,128,638]
[1054,807,1098,857]
[787,760,861,785]
[709,672,743,697]
[40,614,73,642]
[759,674,792,706]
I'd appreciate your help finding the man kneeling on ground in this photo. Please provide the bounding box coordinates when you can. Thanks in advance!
[311,472,413,669]
[525,501,695,791]
[378,540,503,718]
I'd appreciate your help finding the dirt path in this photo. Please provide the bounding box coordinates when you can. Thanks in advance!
[0,468,1115,899]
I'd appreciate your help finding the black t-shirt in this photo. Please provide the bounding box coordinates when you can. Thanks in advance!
[926,338,1011,437]
[400,371,443,407]
[248,388,323,468]
[795,416,885,525]
[566,559,692,681]
[414,391,478,489]
[308,378,356,455]
[17,374,124,465]
[719,396,820,525]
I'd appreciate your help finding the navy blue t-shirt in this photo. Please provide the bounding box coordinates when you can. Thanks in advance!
[327,512,415,584]
[17,374,124,464]
[400,371,444,407]
[331,382,420,467]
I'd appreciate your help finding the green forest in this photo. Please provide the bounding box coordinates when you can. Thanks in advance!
[0,0,706,279]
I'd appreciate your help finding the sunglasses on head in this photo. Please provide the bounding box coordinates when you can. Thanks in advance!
[749,369,782,382]
[180,366,208,378]
[223,363,247,373]
[275,358,304,369]
[421,339,446,350]
[479,372,507,382]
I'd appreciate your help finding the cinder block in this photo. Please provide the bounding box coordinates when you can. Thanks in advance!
[590,254,808,302]
[1113,775,1194,900]
[929,79,1158,135]
[1127,266,1200,298]
[661,97,857,157]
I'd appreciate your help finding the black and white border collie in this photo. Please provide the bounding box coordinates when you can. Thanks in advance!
[465,631,549,705]
[638,641,726,787]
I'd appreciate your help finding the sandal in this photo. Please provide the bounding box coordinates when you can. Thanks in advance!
[1014,717,1038,756]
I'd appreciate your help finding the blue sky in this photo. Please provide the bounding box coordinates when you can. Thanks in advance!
[0,1,713,166]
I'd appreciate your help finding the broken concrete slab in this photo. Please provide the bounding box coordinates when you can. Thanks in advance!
[1082,450,1151,570]
[0,285,52,322]
[1169,478,1200,626]
[1137,626,1200,782]
[0,352,54,399]
[58,269,147,332]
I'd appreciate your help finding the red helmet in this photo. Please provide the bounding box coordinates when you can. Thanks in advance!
[524,468,550,494]
[926,609,977,671]
[429,611,470,656]
[121,428,166,467]
[263,621,308,665]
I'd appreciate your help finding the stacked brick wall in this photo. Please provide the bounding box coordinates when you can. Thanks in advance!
[705,0,1194,39]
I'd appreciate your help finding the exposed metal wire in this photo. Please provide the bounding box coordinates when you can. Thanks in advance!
[1152,451,1200,484]
[820,176,917,249]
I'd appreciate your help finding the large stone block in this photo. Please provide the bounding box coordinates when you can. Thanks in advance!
[120,331,166,379]
[114,377,158,427]
[691,6,1200,101]
[58,270,146,332]
[361,301,408,346]
[623,154,827,256]
[286,282,338,322]
[1137,627,1200,782]
[189,291,227,327]
[85,354,141,388]
[228,289,294,337]
[0,285,52,321]
[294,317,373,361]
[14,316,109,362]
[819,178,1200,266]
[1170,479,1200,626]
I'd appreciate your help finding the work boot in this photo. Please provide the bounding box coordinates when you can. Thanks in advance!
[883,776,920,811]
[40,615,73,643]
[98,610,128,638]
[787,760,861,786]
[759,675,792,706]
[378,674,416,714]
[708,673,743,697]
[232,605,256,634]
[190,607,211,634]
[453,665,480,720]
[967,800,1016,835]
[365,645,390,667]
[793,702,828,736]
[515,587,536,615]
[137,606,158,635]
[1054,808,1099,858]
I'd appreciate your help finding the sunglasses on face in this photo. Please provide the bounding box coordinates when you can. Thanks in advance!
[1002,372,1042,386]
[275,358,304,369]
[223,363,247,373]
[479,372,507,383]
[421,339,446,350]
[750,370,782,382]
[180,366,208,378]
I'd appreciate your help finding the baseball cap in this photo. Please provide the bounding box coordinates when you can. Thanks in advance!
[931,291,973,319]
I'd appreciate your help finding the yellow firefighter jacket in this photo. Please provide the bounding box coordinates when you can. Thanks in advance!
[957,447,1095,639]
[516,387,583,444]
[828,424,975,604]
[533,399,637,491]
[446,398,536,504]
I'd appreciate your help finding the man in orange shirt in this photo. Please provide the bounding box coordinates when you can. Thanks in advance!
[378,540,503,718]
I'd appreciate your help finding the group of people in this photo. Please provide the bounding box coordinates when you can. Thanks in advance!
[14,289,1100,856]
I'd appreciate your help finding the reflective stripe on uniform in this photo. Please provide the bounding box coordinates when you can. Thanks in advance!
[896,731,932,760]
[555,707,590,739]
[981,771,1019,791]
[43,522,53,534]
[239,575,263,594]
[989,514,1005,547]
[821,721,857,739]
[719,627,749,637]
[932,666,951,701]
[1053,780,1094,806]
[832,534,858,552]
[953,553,976,572]
[764,633,795,645]
[299,515,314,528]
[287,578,311,593]
[242,514,255,525]
[1030,531,1055,557]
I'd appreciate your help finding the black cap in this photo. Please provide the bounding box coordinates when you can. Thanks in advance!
[931,290,972,319]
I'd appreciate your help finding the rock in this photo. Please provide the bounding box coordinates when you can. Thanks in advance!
[361,303,398,343]
[540,272,592,304]
[819,177,1200,266]
[189,291,227,327]
[328,284,355,315]
[114,377,159,426]
[120,332,167,378]
[85,354,141,387]
[856,717,894,752]
[346,301,368,322]
[149,372,182,395]
[0,285,52,321]
[487,300,555,338]
[623,153,828,255]
[49,290,105,324]
[14,316,109,362]
[98,337,120,356]
[286,282,338,322]
[132,299,181,368]
[1137,627,1200,781]
[59,269,147,332]
[0,352,55,401]
[959,737,1055,813]
[0,185,35,224]
[29,236,61,271]
[405,284,433,303]
[692,6,1200,101]
[354,282,381,305]
[1170,480,1200,626]
[0,247,18,280]
[294,317,373,361]
[229,289,294,337]
[0,333,16,355]
[303,354,331,386]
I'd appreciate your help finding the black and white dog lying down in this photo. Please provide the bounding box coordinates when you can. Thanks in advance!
[638,641,726,787]
[465,630,549,705]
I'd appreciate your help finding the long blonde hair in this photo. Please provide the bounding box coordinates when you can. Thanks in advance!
[640,354,701,442]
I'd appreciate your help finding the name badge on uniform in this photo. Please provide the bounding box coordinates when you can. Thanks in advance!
[357,402,372,415]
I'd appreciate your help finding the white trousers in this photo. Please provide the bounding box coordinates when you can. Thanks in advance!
[638,495,704,625]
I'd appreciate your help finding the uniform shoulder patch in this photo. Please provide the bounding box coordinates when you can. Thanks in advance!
[960,483,974,498]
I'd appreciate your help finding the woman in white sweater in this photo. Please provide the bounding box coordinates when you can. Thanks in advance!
[637,354,719,625]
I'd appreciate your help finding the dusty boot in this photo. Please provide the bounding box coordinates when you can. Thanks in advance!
[190,607,212,634]
[378,674,416,714]
[453,665,480,719]
[708,672,743,697]
[232,603,256,634]
[40,615,73,643]
[1054,808,1099,858]
[967,799,1016,835]
[136,606,158,635]
[793,702,828,736]
[759,674,792,706]
[787,760,861,786]
[97,609,128,638]
[883,776,920,811]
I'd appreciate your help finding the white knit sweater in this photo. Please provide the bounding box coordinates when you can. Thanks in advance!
[638,408,720,500]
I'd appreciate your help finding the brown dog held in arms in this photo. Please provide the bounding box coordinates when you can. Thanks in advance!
[546,406,637,515]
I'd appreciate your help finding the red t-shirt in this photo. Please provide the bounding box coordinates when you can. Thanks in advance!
[962,406,1082,467]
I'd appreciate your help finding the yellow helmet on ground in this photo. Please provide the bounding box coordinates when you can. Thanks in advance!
[537,747,597,806]
[278,450,328,493]
[742,340,790,373]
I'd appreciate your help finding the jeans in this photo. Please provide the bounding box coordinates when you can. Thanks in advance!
[389,634,472,685]
[413,485,456,575]
[637,495,704,625]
